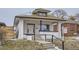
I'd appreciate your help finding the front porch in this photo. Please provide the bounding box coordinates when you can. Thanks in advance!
[17,19,63,42]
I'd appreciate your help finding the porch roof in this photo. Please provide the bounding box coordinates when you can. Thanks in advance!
[32,8,51,14]
[15,15,66,21]
[14,15,79,26]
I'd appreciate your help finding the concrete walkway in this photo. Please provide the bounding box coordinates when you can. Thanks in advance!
[47,46,62,50]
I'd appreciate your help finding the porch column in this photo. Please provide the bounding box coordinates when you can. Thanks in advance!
[40,20,42,31]
[58,22,62,39]
[58,22,64,50]
[18,20,24,39]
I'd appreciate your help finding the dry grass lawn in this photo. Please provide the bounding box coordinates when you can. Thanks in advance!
[53,37,79,50]
[1,37,79,50]
[64,40,79,50]
[0,40,47,50]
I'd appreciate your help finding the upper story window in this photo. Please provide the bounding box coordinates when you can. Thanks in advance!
[37,12,47,16]
[32,8,51,16]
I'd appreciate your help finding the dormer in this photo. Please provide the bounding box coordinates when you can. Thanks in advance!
[32,8,51,16]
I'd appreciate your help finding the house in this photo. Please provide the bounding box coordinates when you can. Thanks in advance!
[14,8,79,41]
[63,23,79,36]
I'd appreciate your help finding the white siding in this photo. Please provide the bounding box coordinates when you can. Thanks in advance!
[58,22,62,39]
[18,20,24,39]
[40,32,59,37]
[16,19,62,40]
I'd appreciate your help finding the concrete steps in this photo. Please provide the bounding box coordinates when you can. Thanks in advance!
[36,40,62,50]
[43,43,62,50]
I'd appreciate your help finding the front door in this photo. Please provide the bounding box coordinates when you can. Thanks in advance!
[27,24,35,34]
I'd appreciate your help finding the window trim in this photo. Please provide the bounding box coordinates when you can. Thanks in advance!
[52,22,58,32]
[26,23,35,35]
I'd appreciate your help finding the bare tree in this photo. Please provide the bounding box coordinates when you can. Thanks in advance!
[69,16,76,20]
[53,9,67,19]
[75,13,79,19]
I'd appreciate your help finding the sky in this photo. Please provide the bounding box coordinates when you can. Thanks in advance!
[0,8,79,26]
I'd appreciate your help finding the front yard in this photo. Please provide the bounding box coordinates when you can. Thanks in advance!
[0,36,79,50]
[53,36,79,50]
[0,40,47,50]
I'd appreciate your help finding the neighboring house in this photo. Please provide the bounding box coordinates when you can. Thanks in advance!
[14,8,79,41]
[63,23,79,36]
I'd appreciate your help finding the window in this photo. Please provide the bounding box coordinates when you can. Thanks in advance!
[41,24,49,31]
[27,24,35,34]
[37,13,47,16]
[63,27,67,33]
[53,23,58,32]
[69,24,76,32]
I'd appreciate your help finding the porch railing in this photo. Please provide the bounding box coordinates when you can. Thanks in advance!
[42,34,64,50]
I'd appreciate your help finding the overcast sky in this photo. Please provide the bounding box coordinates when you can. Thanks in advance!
[0,8,79,26]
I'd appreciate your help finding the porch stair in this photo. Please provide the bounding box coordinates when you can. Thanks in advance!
[35,34,62,50]
[35,35,45,41]
[43,43,62,50]
[36,40,62,50]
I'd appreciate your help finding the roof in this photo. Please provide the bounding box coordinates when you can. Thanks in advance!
[15,15,65,21]
[0,22,6,26]
[14,15,79,26]
[14,8,68,26]
[61,20,79,24]
[32,8,51,14]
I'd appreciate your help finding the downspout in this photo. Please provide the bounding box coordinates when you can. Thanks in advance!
[40,20,42,31]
